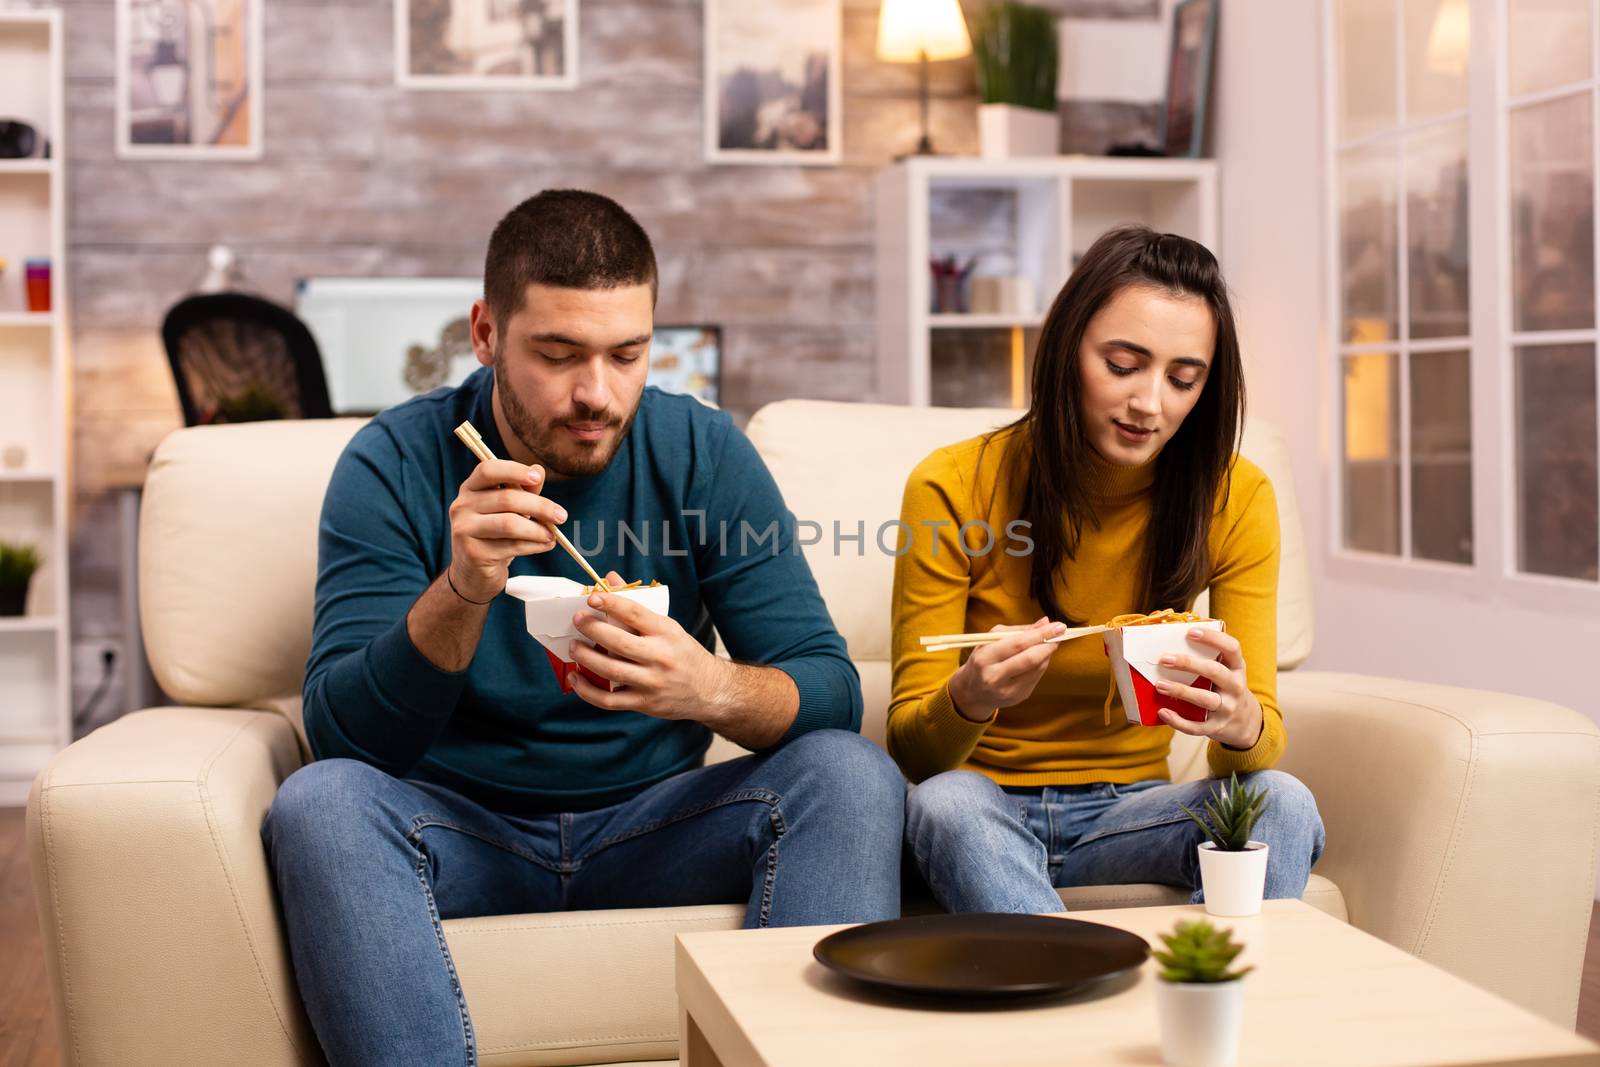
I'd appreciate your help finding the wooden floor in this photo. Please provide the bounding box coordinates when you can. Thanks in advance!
[4,802,1600,1063]
[2,809,58,1067]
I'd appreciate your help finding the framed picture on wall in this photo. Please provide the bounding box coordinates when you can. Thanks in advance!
[116,0,263,159]
[397,0,579,90]
[649,325,721,405]
[1159,0,1217,159]
[704,0,841,165]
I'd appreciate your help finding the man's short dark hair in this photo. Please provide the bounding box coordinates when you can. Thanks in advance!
[483,189,658,328]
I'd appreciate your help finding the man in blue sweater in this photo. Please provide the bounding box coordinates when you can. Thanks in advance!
[262,190,904,1067]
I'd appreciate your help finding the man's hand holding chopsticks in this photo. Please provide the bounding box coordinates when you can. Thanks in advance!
[446,459,570,604]
[568,571,736,724]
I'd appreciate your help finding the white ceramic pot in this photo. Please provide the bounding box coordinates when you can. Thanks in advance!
[1197,841,1269,917]
[1156,977,1246,1067]
[977,103,1059,159]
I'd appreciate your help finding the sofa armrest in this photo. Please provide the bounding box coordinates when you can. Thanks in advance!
[1277,671,1600,1028]
[27,706,318,1067]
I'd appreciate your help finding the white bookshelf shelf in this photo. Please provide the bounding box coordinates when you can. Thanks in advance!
[0,160,53,176]
[0,616,61,634]
[930,313,1044,330]
[0,311,55,327]
[0,8,70,800]
[875,156,1219,407]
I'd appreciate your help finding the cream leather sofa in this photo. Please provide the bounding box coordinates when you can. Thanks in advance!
[28,400,1600,1066]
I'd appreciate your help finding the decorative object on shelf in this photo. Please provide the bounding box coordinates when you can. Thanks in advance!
[2,445,26,469]
[971,0,1059,159]
[968,275,1035,316]
[0,119,38,159]
[1153,919,1251,1067]
[24,258,50,313]
[404,315,469,395]
[649,325,722,405]
[196,243,243,293]
[1182,772,1271,917]
[875,0,971,157]
[0,541,41,617]
[116,0,262,159]
[929,255,976,313]
[705,0,841,165]
[398,0,577,90]
[1160,0,1217,159]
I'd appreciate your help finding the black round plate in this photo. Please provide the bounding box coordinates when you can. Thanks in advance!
[813,913,1150,999]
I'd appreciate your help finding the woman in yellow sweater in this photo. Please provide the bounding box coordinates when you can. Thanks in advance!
[891,225,1323,912]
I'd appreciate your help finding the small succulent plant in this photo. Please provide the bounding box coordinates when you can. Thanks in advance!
[0,541,41,590]
[1153,919,1253,984]
[1180,772,1269,852]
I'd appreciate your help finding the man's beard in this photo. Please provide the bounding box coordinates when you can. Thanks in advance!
[493,356,635,478]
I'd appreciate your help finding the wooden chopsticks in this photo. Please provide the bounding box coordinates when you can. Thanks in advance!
[919,624,1110,653]
[452,420,612,593]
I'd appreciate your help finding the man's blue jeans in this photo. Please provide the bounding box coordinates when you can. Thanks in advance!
[261,729,904,1067]
[905,770,1325,913]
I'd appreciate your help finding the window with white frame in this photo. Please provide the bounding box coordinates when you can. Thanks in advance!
[1506,0,1598,581]
[1332,0,1475,566]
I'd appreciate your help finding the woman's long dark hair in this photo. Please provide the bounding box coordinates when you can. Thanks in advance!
[1009,225,1245,625]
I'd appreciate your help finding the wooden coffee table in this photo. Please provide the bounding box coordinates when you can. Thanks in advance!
[675,901,1600,1067]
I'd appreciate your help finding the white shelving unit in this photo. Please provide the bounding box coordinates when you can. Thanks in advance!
[0,10,69,806]
[875,156,1220,407]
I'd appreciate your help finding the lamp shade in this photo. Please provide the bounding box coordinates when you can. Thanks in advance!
[877,0,973,63]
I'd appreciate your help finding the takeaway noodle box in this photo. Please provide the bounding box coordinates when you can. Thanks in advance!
[1103,618,1225,726]
[504,575,670,693]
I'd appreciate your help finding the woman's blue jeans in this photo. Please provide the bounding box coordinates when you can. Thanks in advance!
[261,728,904,1067]
[905,769,1325,914]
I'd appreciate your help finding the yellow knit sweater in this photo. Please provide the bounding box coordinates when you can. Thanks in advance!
[887,424,1285,786]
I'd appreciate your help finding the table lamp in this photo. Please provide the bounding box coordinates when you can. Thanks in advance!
[877,0,973,156]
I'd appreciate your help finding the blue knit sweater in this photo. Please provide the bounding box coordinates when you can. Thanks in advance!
[302,368,861,814]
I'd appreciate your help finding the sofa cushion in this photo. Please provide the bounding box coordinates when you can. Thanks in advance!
[141,418,367,708]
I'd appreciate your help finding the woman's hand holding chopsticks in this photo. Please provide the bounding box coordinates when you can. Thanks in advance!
[945,617,1068,724]
[446,458,570,604]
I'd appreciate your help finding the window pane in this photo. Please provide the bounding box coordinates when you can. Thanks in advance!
[1509,0,1591,98]
[1511,94,1596,333]
[1405,0,1468,121]
[1340,145,1400,344]
[1344,353,1402,554]
[1406,122,1469,339]
[1516,344,1598,580]
[1410,350,1472,563]
[1338,0,1398,141]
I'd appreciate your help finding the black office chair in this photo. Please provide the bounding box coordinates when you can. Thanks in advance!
[160,292,333,426]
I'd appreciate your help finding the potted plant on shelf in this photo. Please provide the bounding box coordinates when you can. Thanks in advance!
[0,541,41,617]
[1153,919,1253,1067]
[969,0,1059,159]
[1181,772,1271,917]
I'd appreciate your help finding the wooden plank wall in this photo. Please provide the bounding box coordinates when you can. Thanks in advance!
[0,0,1160,724]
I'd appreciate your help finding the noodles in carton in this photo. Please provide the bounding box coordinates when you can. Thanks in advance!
[1102,611,1225,726]
[504,575,669,693]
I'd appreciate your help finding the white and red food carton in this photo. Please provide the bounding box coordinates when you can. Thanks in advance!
[503,575,670,694]
[1103,619,1225,726]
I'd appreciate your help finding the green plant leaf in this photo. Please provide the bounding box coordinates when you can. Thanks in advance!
[0,541,41,589]
[968,1,1059,110]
